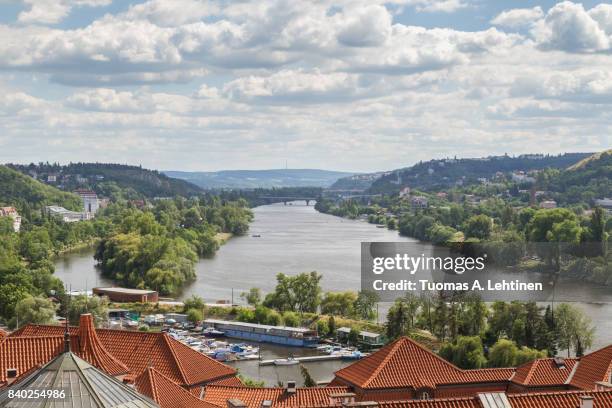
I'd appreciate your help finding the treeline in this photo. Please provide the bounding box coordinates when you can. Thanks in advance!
[386,292,595,367]
[95,198,252,294]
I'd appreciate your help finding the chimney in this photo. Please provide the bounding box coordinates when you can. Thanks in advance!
[227,399,247,408]
[261,401,273,408]
[286,380,296,394]
[579,395,594,408]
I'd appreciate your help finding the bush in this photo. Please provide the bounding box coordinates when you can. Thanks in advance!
[282,311,300,327]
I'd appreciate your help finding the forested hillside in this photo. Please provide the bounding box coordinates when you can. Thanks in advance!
[0,165,82,216]
[8,163,202,199]
[366,153,591,194]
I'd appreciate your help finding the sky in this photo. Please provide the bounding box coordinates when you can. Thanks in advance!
[0,0,611,172]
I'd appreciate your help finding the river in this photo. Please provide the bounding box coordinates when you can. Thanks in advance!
[54,201,612,383]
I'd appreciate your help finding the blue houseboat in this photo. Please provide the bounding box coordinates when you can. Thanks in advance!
[203,319,319,347]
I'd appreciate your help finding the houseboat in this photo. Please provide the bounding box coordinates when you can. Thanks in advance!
[203,319,319,347]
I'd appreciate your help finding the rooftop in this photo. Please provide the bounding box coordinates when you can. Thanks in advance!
[94,287,158,295]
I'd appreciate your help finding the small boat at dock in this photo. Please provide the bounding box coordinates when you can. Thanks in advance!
[273,357,299,366]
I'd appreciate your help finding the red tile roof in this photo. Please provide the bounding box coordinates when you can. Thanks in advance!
[202,385,352,407]
[135,367,219,408]
[510,358,577,387]
[334,337,465,390]
[508,390,612,408]
[0,329,7,339]
[9,319,237,387]
[333,337,513,391]
[569,345,612,390]
[0,336,64,384]
[75,314,129,376]
[377,397,481,407]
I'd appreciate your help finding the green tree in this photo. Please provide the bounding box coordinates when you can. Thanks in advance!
[12,295,57,328]
[67,295,109,326]
[183,295,206,313]
[300,364,316,387]
[321,292,357,317]
[554,303,595,357]
[282,311,300,327]
[488,339,518,368]
[354,290,379,321]
[439,336,487,369]
[186,308,203,324]
[463,215,493,240]
[241,288,262,306]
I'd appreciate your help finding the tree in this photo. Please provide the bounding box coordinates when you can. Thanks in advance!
[554,303,595,357]
[12,295,57,328]
[263,272,322,314]
[488,339,518,368]
[67,294,109,326]
[463,215,493,240]
[186,308,203,324]
[282,311,300,327]
[439,336,487,369]
[347,327,360,346]
[241,288,262,306]
[328,315,336,336]
[321,292,357,317]
[354,290,379,321]
[527,208,578,267]
[300,364,316,387]
[183,295,206,313]
[386,296,419,339]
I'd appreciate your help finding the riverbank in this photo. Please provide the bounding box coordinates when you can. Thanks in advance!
[52,237,100,258]
[215,232,233,245]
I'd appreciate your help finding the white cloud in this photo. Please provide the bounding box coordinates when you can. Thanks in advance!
[491,7,543,29]
[532,1,611,52]
[18,0,112,25]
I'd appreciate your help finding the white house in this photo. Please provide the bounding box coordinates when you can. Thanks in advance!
[0,207,21,232]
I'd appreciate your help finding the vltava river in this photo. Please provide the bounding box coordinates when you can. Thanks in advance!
[55,202,612,352]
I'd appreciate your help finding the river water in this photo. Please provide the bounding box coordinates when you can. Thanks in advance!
[54,202,612,384]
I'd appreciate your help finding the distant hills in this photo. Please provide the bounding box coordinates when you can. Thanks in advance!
[7,163,203,199]
[164,169,355,189]
[352,153,593,194]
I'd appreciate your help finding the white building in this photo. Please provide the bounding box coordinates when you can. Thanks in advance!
[0,207,21,232]
[399,187,411,199]
[45,206,91,222]
[74,189,100,214]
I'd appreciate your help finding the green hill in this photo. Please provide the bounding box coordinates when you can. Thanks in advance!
[0,165,82,217]
[551,149,612,204]
[8,163,203,199]
[366,153,592,194]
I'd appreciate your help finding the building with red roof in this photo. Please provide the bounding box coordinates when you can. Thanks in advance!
[2,314,238,390]
[330,336,612,401]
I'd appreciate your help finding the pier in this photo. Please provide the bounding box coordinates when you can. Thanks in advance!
[258,354,369,366]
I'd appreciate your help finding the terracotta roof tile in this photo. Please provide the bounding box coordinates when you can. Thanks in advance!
[569,345,612,390]
[0,336,64,384]
[0,329,7,339]
[135,367,219,408]
[508,390,612,408]
[9,320,237,387]
[202,385,352,407]
[377,397,482,407]
[510,358,577,387]
[334,337,514,391]
[75,314,130,376]
[334,337,464,390]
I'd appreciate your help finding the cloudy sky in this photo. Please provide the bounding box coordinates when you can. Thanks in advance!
[0,0,611,172]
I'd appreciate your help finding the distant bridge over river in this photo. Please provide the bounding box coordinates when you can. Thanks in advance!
[259,196,319,206]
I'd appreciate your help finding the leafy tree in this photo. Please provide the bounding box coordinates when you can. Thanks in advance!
[354,290,379,321]
[316,319,329,336]
[186,308,203,324]
[67,294,109,326]
[11,295,57,328]
[488,339,518,368]
[386,296,419,339]
[554,303,595,357]
[282,311,300,327]
[328,315,336,336]
[241,288,262,306]
[321,291,357,317]
[463,215,493,240]
[263,272,322,314]
[183,295,206,313]
[439,336,487,369]
[300,365,316,387]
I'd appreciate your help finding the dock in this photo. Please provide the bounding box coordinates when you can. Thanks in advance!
[258,354,368,366]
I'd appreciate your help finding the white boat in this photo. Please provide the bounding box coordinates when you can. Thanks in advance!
[273,357,299,366]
